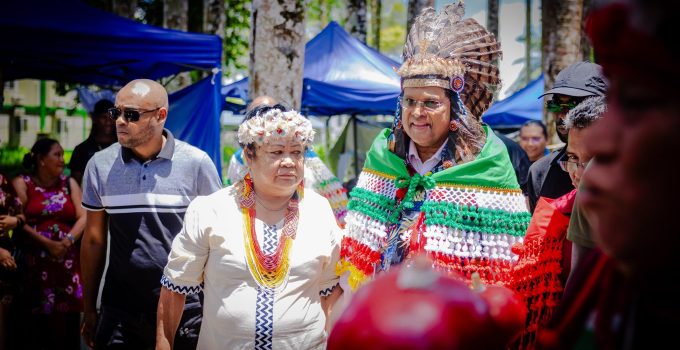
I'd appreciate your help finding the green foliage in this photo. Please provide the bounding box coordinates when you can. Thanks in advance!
[312,144,328,165]
[224,0,251,77]
[0,147,29,169]
[223,144,238,163]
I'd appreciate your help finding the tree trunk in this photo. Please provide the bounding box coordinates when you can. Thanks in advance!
[406,0,433,35]
[525,0,532,85]
[542,0,584,143]
[345,0,368,43]
[112,0,137,18]
[249,0,306,109]
[369,0,381,51]
[580,0,593,61]
[164,0,189,30]
[164,0,190,89]
[487,0,499,38]
[204,0,225,37]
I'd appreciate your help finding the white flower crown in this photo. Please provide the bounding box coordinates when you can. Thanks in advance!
[237,109,315,147]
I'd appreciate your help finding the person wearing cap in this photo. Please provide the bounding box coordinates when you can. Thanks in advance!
[338,1,529,293]
[536,0,680,348]
[69,99,117,185]
[525,62,607,213]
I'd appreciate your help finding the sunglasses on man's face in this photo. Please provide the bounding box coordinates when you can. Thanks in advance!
[546,99,579,113]
[107,107,161,122]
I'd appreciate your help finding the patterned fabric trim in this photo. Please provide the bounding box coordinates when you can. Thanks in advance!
[339,167,529,290]
[254,224,278,350]
[160,275,203,295]
[319,283,339,297]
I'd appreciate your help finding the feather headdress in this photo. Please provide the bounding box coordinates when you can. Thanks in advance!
[398,0,502,120]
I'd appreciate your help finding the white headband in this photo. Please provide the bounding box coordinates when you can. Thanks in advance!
[237,109,315,147]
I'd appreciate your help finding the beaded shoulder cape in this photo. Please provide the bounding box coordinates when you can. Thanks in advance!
[338,126,530,290]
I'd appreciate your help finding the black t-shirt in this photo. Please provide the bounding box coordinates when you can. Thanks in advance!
[69,137,112,176]
[494,131,531,193]
[525,147,574,213]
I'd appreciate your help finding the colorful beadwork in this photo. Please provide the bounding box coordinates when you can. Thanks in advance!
[240,177,299,290]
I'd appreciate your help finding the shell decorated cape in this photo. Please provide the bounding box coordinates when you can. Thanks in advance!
[338,126,530,290]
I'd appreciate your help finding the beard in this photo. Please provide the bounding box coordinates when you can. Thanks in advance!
[118,122,156,148]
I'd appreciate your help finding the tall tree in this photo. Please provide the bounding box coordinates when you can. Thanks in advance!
[486,0,499,39]
[406,0,433,35]
[525,0,532,85]
[164,0,188,30]
[113,0,138,18]
[542,0,584,142]
[224,0,250,77]
[249,0,306,109]
[203,0,225,37]
[580,0,593,61]
[369,0,381,51]
[345,0,367,42]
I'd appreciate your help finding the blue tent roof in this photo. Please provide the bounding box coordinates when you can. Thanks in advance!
[0,0,222,87]
[223,21,401,115]
[483,74,544,128]
[1,0,223,175]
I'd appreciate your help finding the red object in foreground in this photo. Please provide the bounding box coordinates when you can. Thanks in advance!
[328,259,526,350]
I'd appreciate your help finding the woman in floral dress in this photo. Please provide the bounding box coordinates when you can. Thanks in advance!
[13,138,86,349]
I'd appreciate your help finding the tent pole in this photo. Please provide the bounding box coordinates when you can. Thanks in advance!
[40,80,46,133]
[325,116,331,152]
[352,114,359,179]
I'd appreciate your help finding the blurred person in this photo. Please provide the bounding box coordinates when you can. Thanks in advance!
[156,106,341,349]
[69,99,117,185]
[79,79,222,349]
[536,0,680,348]
[510,96,606,349]
[338,2,529,293]
[525,62,607,213]
[519,120,548,163]
[12,138,86,350]
[0,173,25,350]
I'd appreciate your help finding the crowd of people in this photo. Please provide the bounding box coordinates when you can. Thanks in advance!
[0,0,677,349]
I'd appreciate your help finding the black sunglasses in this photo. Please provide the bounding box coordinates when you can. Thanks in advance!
[107,107,161,122]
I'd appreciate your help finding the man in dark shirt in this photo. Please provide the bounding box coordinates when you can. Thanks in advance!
[494,130,530,192]
[525,62,607,212]
[69,99,117,184]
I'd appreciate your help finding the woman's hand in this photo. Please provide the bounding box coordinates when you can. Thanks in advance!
[0,247,17,270]
[45,239,69,260]
[0,215,18,231]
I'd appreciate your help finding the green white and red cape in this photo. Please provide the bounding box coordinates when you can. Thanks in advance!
[338,126,530,290]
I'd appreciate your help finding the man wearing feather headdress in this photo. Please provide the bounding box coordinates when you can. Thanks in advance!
[337,1,530,291]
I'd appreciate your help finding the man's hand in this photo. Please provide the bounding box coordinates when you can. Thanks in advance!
[81,310,98,348]
[0,215,18,231]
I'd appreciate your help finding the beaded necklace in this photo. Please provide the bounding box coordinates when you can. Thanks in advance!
[239,175,300,290]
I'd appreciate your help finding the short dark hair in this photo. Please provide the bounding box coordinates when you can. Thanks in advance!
[23,138,60,171]
[521,120,548,139]
[92,99,114,116]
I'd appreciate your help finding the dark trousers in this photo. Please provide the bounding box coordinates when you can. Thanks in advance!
[95,300,201,350]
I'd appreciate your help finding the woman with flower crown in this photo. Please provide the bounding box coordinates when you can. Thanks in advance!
[337,1,530,293]
[156,105,342,350]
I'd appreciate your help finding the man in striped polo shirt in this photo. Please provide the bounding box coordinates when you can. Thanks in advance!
[80,79,222,349]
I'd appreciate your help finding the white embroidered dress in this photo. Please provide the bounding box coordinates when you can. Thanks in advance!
[162,186,341,350]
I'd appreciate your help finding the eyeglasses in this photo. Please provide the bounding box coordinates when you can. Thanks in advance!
[546,99,579,113]
[402,98,445,111]
[559,159,590,172]
[107,107,161,122]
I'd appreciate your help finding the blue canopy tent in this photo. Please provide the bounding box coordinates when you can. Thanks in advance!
[1,0,223,174]
[482,74,544,129]
[223,21,401,116]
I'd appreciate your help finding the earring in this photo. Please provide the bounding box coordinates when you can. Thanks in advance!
[449,120,458,132]
[396,120,402,129]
